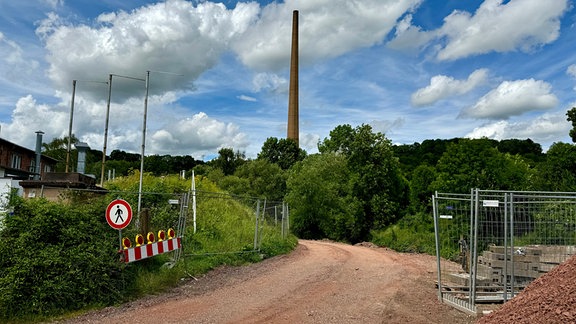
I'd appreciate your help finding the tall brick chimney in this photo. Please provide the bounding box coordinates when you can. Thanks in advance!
[287,10,299,146]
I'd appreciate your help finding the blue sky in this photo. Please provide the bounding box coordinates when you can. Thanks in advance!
[0,0,575,160]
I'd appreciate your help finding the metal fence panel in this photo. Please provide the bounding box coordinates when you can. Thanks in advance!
[434,190,576,313]
[433,191,476,313]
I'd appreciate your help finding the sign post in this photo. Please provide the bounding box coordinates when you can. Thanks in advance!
[106,199,133,251]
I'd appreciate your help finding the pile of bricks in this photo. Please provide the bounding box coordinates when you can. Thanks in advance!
[477,245,576,285]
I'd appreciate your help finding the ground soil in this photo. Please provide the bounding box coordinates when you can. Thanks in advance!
[56,240,476,324]
[477,253,576,324]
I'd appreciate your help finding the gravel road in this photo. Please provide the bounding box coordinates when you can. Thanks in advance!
[59,240,475,324]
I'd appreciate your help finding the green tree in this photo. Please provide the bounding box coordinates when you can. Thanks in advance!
[497,138,544,165]
[409,164,437,212]
[318,124,409,241]
[211,148,246,176]
[286,153,356,240]
[566,107,576,143]
[105,159,138,177]
[258,137,307,170]
[144,155,171,175]
[232,159,287,201]
[532,142,576,191]
[393,138,459,176]
[109,149,140,162]
[432,138,532,193]
[42,135,79,172]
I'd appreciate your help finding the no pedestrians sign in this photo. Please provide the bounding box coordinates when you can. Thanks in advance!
[106,199,133,230]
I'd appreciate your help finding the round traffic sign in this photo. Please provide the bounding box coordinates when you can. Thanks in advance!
[106,199,133,230]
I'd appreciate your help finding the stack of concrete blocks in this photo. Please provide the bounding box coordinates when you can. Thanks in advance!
[477,245,576,286]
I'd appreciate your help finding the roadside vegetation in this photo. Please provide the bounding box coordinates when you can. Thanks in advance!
[2,107,576,322]
[0,173,296,322]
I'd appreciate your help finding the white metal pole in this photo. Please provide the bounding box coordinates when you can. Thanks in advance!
[192,170,197,233]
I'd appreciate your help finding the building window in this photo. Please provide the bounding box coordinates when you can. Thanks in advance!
[11,154,21,169]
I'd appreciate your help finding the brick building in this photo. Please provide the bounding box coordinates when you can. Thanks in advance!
[0,135,58,207]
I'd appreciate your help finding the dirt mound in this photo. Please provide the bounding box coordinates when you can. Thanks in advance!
[478,254,576,324]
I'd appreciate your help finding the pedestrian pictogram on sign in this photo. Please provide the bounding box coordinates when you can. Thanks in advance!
[106,199,132,230]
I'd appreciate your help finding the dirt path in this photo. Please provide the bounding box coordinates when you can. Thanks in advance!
[60,240,475,324]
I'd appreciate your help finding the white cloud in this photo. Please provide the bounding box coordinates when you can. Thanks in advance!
[232,0,422,70]
[437,0,568,61]
[38,0,260,101]
[466,112,570,148]
[148,112,249,157]
[299,132,320,152]
[21,0,427,157]
[568,64,576,78]
[237,95,257,102]
[252,73,288,93]
[460,79,558,119]
[370,118,405,135]
[0,32,41,91]
[389,0,569,61]
[387,13,434,51]
[568,65,576,90]
[0,95,67,147]
[411,69,488,106]
[43,0,63,10]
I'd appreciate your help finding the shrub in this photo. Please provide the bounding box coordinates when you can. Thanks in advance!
[0,196,135,320]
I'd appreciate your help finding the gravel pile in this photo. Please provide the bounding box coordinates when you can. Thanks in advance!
[478,254,576,323]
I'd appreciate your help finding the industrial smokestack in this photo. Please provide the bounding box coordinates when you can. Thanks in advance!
[287,10,299,146]
[34,131,44,180]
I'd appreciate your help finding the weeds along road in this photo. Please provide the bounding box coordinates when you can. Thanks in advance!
[61,240,475,324]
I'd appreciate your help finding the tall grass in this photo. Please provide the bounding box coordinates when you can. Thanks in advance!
[111,173,297,303]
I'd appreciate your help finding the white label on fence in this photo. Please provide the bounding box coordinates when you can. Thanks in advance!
[483,200,499,207]
[439,215,453,219]
[168,199,179,205]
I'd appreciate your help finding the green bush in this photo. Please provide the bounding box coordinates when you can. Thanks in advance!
[0,196,135,320]
[371,212,437,255]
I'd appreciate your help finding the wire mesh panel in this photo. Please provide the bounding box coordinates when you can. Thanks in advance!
[260,201,290,240]
[474,190,510,303]
[475,191,576,302]
[433,191,475,312]
[508,192,576,291]
[435,189,576,312]
[184,191,261,255]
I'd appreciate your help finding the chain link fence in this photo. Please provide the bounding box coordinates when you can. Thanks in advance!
[24,186,290,263]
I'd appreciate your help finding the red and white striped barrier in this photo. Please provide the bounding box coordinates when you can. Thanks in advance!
[122,237,181,263]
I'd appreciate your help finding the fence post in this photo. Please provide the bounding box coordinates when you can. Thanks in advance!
[259,199,266,250]
[503,193,509,302]
[286,203,290,233]
[432,192,443,302]
[281,202,285,239]
[510,192,516,298]
[254,199,260,250]
[470,188,479,306]
[139,208,150,239]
